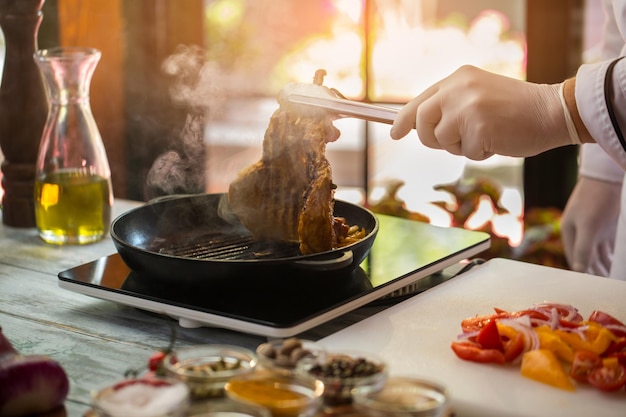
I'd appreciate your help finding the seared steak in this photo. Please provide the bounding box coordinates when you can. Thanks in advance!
[228,71,346,254]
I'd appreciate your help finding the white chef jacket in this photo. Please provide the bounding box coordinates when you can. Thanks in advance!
[575,0,626,279]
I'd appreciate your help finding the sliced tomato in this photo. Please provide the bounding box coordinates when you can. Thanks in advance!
[461,313,505,333]
[476,319,504,351]
[451,341,506,364]
[557,319,583,329]
[608,351,626,367]
[587,361,626,391]
[535,303,584,324]
[604,337,626,356]
[509,309,551,322]
[570,350,602,383]
[494,307,552,323]
[493,307,510,315]
[589,310,626,338]
[503,332,525,362]
[589,310,625,327]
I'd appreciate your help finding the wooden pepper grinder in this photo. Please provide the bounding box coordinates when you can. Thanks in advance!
[0,0,47,227]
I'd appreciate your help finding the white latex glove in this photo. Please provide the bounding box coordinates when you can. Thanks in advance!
[390,65,576,159]
[561,176,621,276]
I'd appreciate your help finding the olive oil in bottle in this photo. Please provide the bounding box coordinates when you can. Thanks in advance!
[35,170,112,245]
[34,47,113,245]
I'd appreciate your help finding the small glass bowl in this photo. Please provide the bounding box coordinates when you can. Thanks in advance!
[186,397,271,417]
[91,377,190,417]
[256,338,325,377]
[225,369,324,417]
[163,344,257,400]
[295,350,388,406]
[352,376,449,417]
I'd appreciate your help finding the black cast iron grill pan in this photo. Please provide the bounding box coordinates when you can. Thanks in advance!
[154,231,304,260]
[111,193,379,283]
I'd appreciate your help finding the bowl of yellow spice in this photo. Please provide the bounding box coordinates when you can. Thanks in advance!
[225,369,324,417]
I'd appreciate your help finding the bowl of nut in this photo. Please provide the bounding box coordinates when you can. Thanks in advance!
[295,350,388,406]
[256,338,324,377]
[163,344,257,400]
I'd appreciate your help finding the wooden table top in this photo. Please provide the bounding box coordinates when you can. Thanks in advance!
[6,199,623,417]
[0,199,395,416]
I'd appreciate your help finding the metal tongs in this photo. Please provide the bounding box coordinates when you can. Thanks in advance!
[287,90,399,125]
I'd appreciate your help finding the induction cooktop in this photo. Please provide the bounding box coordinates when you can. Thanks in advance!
[58,214,490,337]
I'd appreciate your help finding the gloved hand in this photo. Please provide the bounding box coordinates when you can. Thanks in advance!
[390,65,578,159]
[561,176,621,276]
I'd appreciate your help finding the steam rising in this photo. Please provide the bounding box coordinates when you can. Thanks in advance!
[146,45,247,198]
[145,45,337,199]
[146,112,205,196]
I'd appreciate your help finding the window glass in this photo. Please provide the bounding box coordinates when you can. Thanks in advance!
[203,0,525,100]
[203,0,362,97]
[203,0,527,243]
[368,0,526,100]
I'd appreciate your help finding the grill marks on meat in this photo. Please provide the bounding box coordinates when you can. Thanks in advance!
[299,153,335,254]
[228,82,343,255]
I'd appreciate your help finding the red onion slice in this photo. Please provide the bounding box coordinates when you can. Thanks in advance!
[498,317,540,353]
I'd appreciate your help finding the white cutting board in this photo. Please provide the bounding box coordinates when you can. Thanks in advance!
[318,258,626,417]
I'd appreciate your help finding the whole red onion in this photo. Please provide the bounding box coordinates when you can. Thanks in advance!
[0,327,69,417]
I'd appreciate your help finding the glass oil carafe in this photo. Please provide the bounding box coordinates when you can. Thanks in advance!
[33,47,113,245]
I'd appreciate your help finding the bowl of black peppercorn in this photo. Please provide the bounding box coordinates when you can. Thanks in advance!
[295,350,388,406]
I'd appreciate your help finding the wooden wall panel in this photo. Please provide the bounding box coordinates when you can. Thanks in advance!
[54,0,204,200]
[122,0,204,200]
[56,0,126,197]
[524,0,583,210]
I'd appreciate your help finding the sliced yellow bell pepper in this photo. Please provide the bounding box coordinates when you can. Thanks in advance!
[496,322,518,340]
[588,324,617,354]
[535,326,575,363]
[520,349,575,391]
[554,322,616,355]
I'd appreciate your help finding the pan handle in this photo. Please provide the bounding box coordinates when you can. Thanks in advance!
[293,250,353,271]
[147,194,198,204]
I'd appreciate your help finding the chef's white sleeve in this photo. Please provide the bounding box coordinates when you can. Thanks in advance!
[575,59,626,170]
[579,143,625,183]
